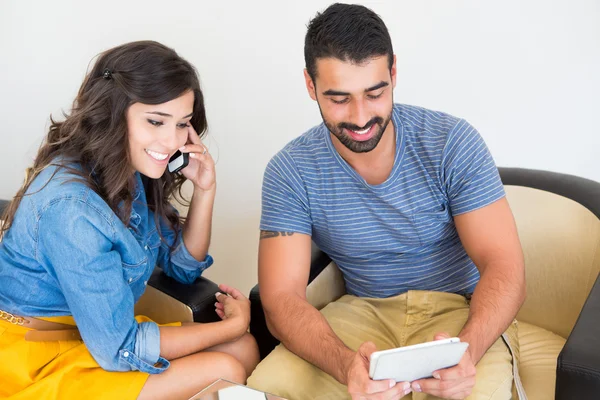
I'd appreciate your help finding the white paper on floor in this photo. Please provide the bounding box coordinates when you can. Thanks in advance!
[216,385,267,400]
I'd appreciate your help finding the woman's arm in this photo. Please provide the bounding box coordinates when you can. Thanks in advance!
[179,125,216,261]
[181,185,215,262]
[158,285,250,360]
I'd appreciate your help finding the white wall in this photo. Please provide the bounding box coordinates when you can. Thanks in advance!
[1,0,598,295]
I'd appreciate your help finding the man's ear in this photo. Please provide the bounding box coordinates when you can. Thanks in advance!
[304,69,317,101]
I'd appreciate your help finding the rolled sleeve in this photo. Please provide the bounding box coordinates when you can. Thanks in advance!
[119,349,170,374]
[133,321,161,367]
[119,321,169,373]
[171,239,214,272]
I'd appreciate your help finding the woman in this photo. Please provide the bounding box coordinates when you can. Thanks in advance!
[0,41,259,399]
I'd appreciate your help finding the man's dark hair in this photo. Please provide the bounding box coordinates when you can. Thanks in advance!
[304,3,394,81]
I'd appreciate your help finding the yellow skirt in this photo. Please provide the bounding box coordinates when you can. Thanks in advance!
[0,315,180,399]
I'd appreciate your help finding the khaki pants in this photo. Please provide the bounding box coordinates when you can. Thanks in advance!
[248,290,520,400]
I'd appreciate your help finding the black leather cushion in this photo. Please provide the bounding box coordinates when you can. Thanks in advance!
[148,268,221,323]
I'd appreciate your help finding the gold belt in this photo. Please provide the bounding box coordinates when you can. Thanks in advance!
[0,309,82,342]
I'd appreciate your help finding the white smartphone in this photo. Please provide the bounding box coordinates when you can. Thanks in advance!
[369,337,469,382]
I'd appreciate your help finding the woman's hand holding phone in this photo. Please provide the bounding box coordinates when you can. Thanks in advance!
[177,125,215,192]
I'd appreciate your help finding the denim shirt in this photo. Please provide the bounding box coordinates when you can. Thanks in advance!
[0,164,213,374]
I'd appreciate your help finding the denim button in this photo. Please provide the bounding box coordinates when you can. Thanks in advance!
[123,351,129,357]
[144,281,148,285]
[128,278,133,283]
[144,245,148,250]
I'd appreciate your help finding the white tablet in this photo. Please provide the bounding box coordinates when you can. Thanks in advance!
[369,337,469,382]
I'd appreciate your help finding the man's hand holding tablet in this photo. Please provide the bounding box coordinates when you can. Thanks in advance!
[368,332,477,399]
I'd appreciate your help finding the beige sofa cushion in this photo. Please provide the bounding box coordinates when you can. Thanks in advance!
[505,186,600,338]
[306,262,345,310]
[517,321,566,400]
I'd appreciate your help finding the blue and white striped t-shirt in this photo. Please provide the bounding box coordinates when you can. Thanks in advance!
[261,103,505,298]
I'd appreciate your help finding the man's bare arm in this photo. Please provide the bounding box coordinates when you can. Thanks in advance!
[454,197,526,363]
[258,231,354,384]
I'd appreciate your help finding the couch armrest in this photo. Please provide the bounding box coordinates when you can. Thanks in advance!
[249,243,333,360]
[141,267,221,324]
[556,272,600,399]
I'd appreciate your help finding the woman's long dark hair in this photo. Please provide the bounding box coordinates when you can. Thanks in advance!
[1,41,207,242]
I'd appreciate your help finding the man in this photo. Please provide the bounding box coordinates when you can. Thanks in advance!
[248,3,525,400]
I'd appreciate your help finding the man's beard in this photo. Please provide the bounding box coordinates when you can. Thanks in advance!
[319,107,393,153]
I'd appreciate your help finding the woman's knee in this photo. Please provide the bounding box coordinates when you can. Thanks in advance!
[218,332,260,375]
[213,352,247,384]
[237,333,260,363]
[139,352,247,400]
